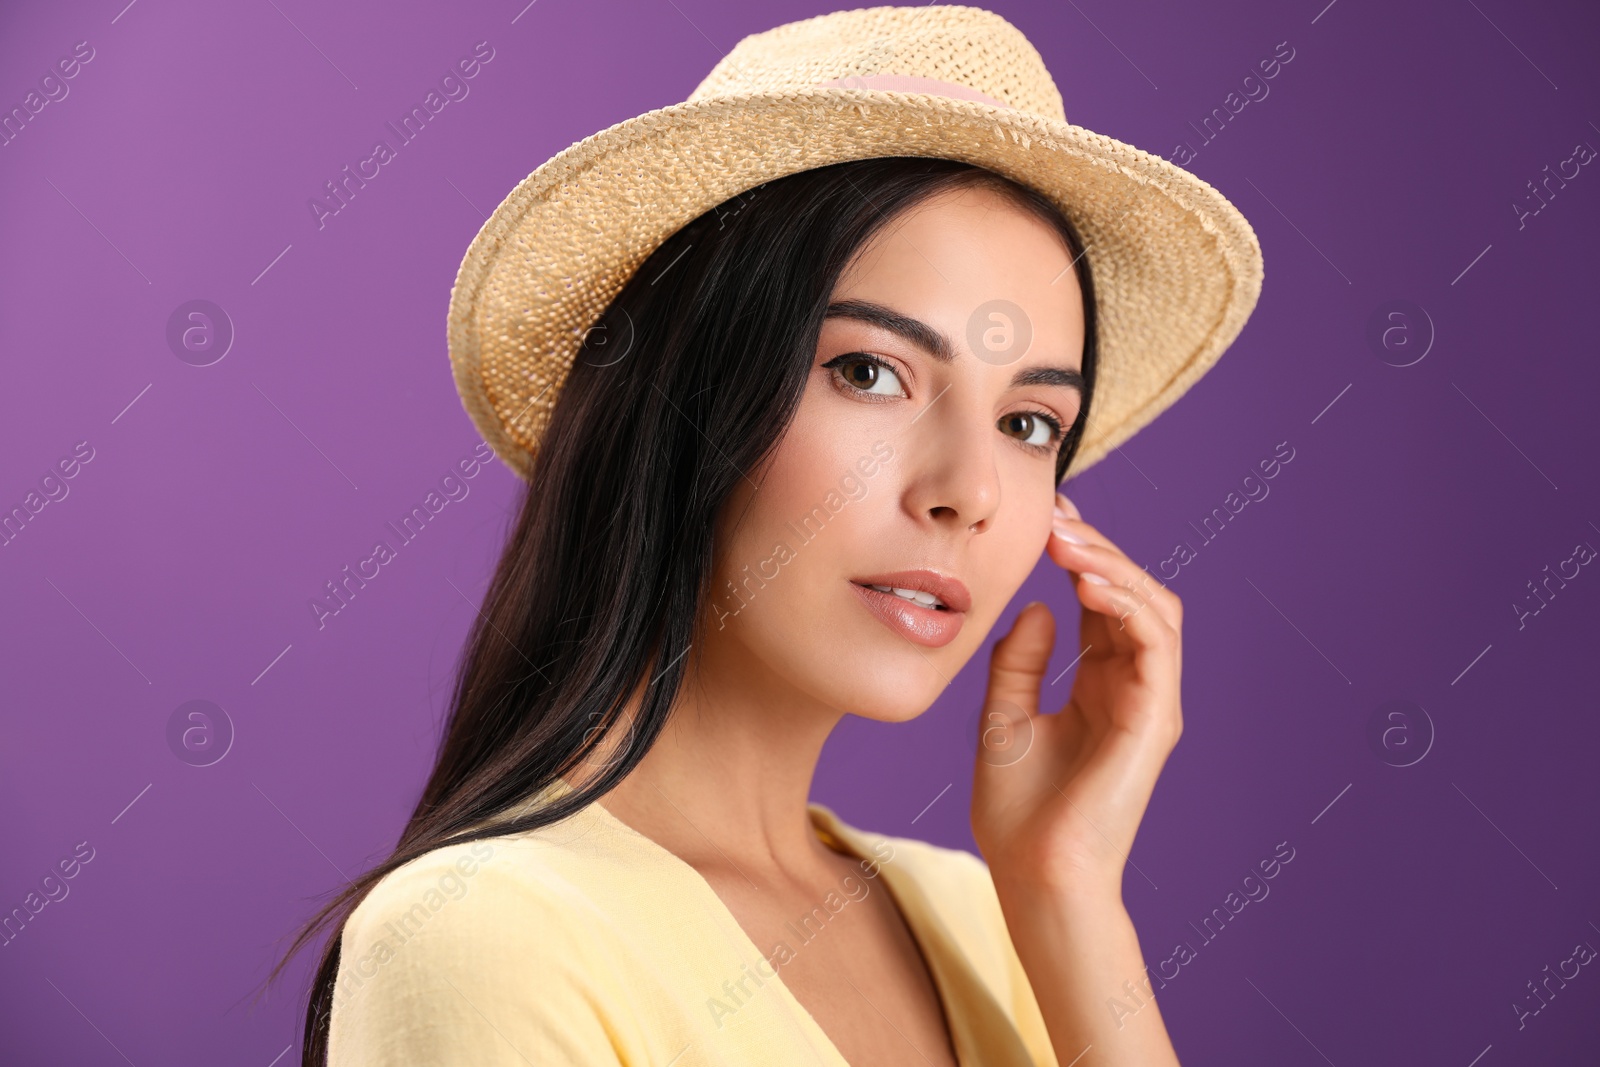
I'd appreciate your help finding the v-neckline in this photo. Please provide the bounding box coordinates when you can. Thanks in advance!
[538,776,1034,1067]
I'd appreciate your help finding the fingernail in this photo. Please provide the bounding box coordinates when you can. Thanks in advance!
[1051,514,1085,543]
[1054,493,1080,521]
[1082,572,1111,586]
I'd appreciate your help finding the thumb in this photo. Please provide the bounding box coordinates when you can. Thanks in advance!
[985,601,1056,719]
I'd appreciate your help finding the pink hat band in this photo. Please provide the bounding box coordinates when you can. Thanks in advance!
[812,73,1013,110]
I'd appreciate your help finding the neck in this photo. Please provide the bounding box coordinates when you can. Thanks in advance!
[570,636,846,879]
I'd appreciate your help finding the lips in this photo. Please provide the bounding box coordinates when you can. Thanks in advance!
[848,569,971,648]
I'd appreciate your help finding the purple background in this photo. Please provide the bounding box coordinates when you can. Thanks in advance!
[3,0,1597,1063]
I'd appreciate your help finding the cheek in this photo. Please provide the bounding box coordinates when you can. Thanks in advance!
[714,388,886,593]
[1002,484,1054,545]
[945,494,1045,636]
[702,391,929,706]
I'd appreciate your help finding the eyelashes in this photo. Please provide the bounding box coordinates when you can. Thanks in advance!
[823,351,908,399]
[822,351,1066,456]
[1001,409,1065,453]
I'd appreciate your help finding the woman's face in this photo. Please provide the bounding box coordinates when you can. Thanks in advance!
[702,183,1087,723]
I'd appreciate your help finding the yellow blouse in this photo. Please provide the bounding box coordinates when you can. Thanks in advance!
[327,777,1058,1066]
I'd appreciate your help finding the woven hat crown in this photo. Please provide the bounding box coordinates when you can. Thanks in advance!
[687,5,1066,121]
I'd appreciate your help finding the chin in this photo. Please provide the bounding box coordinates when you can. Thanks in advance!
[714,604,954,724]
[797,600,979,723]
[817,667,944,725]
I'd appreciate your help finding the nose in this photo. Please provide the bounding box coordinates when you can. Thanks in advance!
[903,394,1002,535]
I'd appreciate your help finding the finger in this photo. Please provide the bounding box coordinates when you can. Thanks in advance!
[1048,537,1171,628]
[1054,542,1179,686]
[985,600,1055,719]
[1050,497,1182,633]
[1049,531,1177,630]
[1050,512,1178,625]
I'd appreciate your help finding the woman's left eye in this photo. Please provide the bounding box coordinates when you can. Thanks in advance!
[999,410,1064,453]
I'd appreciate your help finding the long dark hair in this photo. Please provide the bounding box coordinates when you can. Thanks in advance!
[272,155,1098,1064]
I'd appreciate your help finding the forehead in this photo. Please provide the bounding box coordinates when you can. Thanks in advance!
[829,184,1086,367]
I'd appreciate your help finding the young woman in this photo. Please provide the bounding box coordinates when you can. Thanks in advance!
[274,8,1262,1066]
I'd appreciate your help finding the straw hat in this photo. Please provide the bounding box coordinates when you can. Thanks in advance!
[446,4,1263,483]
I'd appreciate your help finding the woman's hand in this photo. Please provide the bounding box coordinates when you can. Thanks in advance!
[968,492,1186,1064]
[971,491,1184,903]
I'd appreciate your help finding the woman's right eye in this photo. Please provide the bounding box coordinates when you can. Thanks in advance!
[823,352,908,399]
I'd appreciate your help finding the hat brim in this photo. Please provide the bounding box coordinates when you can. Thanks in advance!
[447,87,1263,483]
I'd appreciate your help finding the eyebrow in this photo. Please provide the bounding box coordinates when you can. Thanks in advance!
[824,298,1085,395]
